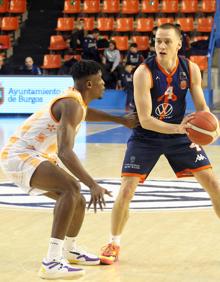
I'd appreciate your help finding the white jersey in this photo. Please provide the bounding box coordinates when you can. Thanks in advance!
[0,87,87,195]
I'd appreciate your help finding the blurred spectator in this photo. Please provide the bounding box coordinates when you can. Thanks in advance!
[121,64,134,112]
[175,24,191,58]
[190,37,209,56]
[102,40,121,89]
[0,56,11,74]
[20,57,42,75]
[124,43,143,70]
[82,29,101,62]
[58,56,78,75]
[148,26,157,58]
[69,18,85,51]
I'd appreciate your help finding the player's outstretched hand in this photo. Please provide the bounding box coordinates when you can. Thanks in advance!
[88,183,112,213]
[123,112,139,128]
[179,113,195,134]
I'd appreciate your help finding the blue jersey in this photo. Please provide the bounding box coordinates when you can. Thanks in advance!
[132,55,191,139]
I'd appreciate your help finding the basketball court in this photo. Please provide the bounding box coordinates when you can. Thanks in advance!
[0,114,220,282]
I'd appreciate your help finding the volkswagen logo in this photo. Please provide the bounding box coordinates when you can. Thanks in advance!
[155,103,173,117]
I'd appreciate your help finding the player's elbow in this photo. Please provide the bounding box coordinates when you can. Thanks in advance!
[57,147,71,162]
[139,116,152,130]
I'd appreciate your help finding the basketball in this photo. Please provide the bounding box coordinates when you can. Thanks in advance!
[186,111,220,145]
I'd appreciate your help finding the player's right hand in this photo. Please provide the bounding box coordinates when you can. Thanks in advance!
[178,113,195,134]
[88,183,112,213]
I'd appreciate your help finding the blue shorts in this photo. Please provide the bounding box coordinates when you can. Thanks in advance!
[121,135,211,183]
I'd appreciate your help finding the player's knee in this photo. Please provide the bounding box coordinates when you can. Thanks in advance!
[119,178,137,202]
[120,186,134,202]
[63,179,81,198]
[78,194,86,209]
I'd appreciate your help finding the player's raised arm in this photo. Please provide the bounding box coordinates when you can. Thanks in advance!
[134,64,189,134]
[189,60,210,112]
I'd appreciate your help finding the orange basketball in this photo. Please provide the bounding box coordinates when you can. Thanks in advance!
[186,111,220,145]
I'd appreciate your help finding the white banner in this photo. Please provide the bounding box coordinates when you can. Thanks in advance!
[0,75,73,113]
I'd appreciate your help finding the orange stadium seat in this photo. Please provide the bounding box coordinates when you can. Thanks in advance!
[83,17,95,31]
[8,0,26,14]
[111,36,129,51]
[180,0,198,13]
[82,0,100,13]
[132,36,149,51]
[102,0,120,13]
[135,18,154,32]
[97,18,114,31]
[190,55,208,71]
[197,17,213,32]
[0,16,19,31]
[63,0,80,14]
[48,35,69,51]
[56,17,74,32]
[176,17,194,32]
[141,0,159,13]
[41,54,62,69]
[0,35,11,49]
[0,0,9,13]
[201,0,216,13]
[157,17,174,26]
[115,18,134,32]
[121,0,139,14]
[161,0,179,13]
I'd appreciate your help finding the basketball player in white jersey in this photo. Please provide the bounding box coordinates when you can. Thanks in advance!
[0,60,138,279]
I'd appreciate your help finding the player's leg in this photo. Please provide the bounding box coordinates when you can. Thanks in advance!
[193,169,220,218]
[46,191,100,265]
[100,137,161,264]
[30,161,85,279]
[111,176,139,236]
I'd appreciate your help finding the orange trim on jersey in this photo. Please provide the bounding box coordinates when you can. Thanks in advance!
[121,172,147,183]
[8,136,19,145]
[156,57,179,77]
[49,88,87,123]
[143,64,153,88]
[176,165,212,178]
[187,59,193,90]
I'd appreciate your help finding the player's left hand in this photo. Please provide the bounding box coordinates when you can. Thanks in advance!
[122,112,139,128]
[88,183,112,213]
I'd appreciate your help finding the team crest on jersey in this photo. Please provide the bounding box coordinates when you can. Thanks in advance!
[180,80,187,90]
[0,179,212,211]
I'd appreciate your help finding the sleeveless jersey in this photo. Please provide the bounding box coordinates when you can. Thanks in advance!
[132,55,191,139]
[0,88,87,161]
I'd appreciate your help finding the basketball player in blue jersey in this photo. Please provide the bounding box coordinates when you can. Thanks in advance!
[100,23,220,264]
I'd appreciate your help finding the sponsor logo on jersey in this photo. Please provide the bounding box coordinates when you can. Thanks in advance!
[155,103,173,118]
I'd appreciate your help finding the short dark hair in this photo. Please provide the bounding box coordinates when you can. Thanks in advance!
[130,43,138,48]
[109,40,116,48]
[70,60,102,80]
[92,28,99,34]
[157,23,182,39]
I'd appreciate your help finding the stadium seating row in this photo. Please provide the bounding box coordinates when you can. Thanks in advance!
[0,0,27,14]
[63,0,216,15]
[55,16,214,33]
[41,53,208,72]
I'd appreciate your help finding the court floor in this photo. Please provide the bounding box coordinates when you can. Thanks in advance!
[0,114,220,282]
